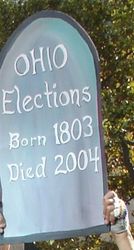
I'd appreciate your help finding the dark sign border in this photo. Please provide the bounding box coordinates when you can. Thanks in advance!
[0,10,108,244]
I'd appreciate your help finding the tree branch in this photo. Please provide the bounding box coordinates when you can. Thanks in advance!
[120,137,134,181]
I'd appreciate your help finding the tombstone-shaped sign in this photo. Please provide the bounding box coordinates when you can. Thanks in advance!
[0,11,108,243]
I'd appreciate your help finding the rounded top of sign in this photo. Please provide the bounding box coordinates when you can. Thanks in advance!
[0,10,99,71]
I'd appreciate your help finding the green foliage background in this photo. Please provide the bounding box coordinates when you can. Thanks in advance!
[0,0,133,249]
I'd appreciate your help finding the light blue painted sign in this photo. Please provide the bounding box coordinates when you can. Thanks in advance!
[0,11,107,243]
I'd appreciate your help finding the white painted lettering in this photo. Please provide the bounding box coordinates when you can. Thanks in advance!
[8,163,19,181]
[14,54,30,76]
[30,47,45,75]
[8,157,47,182]
[53,44,68,69]
[2,89,15,114]
[9,132,47,149]
[22,95,33,112]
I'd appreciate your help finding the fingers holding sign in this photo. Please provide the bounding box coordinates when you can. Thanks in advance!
[103,190,117,225]
[0,212,6,234]
[103,190,129,234]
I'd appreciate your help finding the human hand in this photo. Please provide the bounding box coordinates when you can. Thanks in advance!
[103,190,116,225]
[0,212,6,234]
[103,191,129,233]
